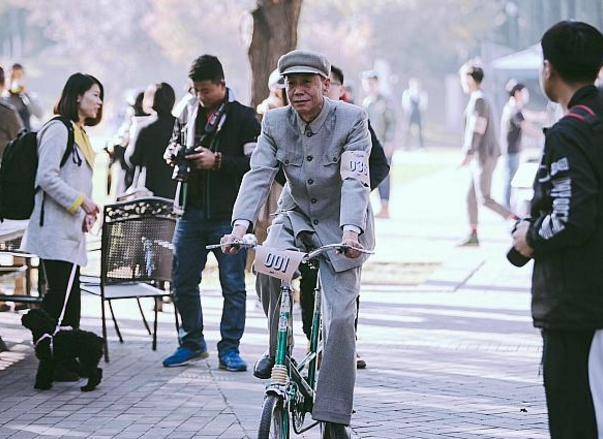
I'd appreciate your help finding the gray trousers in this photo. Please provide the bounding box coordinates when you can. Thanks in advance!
[256,215,360,425]
[467,156,512,226]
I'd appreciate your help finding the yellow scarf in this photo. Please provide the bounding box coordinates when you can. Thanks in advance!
[71,121,95,168]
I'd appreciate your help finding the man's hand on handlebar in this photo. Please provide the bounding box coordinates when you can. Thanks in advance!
[220,224,247,255]
[340,230,363,259]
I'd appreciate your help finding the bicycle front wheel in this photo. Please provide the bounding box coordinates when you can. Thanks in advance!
[258,394,290,439]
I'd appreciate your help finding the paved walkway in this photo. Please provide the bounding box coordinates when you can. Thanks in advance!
[0,149,549,438]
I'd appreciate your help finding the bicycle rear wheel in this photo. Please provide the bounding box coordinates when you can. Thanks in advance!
[258,394,290,439]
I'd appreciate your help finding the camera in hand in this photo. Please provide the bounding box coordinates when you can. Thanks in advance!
[506,247,531,267]
[171,129,215,182]
[507,218,532,267]
[171,144,197,182]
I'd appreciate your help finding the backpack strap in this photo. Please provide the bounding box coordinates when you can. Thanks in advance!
[563,104,603,189]
[39,117,77,227]
[52,116,76,166]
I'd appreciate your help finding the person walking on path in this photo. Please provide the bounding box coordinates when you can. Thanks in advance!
[162,55,260,372]
[362,70,396,219]
[512,21,603,439]
[458,62,515,246]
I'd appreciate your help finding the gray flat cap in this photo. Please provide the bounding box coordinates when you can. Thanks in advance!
[278,50,331,79]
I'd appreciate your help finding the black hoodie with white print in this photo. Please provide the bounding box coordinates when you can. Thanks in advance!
[528,85,603,330]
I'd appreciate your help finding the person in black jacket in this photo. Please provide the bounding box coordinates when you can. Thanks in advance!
[128,82,178,199]
[299,65,388,370]
[162,55,260,371]
[512,21,603,439]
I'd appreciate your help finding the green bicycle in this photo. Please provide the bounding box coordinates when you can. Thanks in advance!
[209,237,373,438]
[257,243,373,439]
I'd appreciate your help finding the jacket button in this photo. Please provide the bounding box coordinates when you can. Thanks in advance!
[313,219,319,225]
[307,155,313,162]
[332,157,338,163]
[311,198,317,204]
[307,179,314,185]
[284,159,290,165]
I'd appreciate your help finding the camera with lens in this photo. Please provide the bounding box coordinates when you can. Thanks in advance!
[507,247,531,267]
[171,131,214,182]
[171,144,197,182]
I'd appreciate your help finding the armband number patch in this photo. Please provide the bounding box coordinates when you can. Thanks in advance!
[340,151,370,187]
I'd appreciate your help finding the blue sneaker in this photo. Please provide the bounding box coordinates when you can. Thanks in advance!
[162,346,209,367]
[219,351,248,372]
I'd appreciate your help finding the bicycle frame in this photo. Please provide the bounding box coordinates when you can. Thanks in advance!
[206,237,374,437]
[264,268,322,435]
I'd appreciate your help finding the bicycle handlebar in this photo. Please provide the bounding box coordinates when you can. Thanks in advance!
[304,244,374,262]
[206,234,374,260]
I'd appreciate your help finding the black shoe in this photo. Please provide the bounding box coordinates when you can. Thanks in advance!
[321,422,351,439]
[356,353,366,369]
[253,353,275,379]
[457,231,479,247]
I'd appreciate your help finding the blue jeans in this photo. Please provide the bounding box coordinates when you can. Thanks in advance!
[505,153,521,209]
[172,208,247,357]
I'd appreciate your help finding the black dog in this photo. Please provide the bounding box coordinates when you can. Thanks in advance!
[21,308,103,391]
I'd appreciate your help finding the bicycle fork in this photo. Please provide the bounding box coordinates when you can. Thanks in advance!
[270,284,293,388]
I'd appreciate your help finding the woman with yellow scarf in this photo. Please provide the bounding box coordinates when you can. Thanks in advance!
[22,74,104,365]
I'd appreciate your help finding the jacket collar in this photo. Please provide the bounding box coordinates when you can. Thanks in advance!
[568,85,599,109]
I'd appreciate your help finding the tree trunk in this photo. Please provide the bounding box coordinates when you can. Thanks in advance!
[248,0,303,109]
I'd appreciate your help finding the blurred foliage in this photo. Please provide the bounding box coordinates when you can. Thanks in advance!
[299,0,498,85]
[2,0,598,118]
[2,0,497,96]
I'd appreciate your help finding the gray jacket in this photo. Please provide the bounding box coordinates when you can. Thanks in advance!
[22,120,93,266]
[232,97,375,272]
[362,94,396,144]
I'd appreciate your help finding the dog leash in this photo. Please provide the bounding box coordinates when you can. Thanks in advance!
[34,325,73,349]
[35,263,77,352]
[56,263,77,329]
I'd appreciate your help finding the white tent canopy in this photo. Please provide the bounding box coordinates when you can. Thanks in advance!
[491,44,542,72]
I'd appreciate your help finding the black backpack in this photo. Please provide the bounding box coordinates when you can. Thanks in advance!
[0,116,75,222]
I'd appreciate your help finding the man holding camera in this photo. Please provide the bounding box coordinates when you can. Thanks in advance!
[162,55,260,371]
[512,21,603,438]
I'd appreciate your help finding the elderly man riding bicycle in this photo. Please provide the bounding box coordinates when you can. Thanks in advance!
[221,49,374,439]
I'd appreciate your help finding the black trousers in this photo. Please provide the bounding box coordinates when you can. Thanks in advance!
[299,263,359,340]
[41,259,81,329]
[542,329,598,439]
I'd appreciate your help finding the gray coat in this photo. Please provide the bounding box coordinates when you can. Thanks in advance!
[22,120,93,266]
[232,97,375,273]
